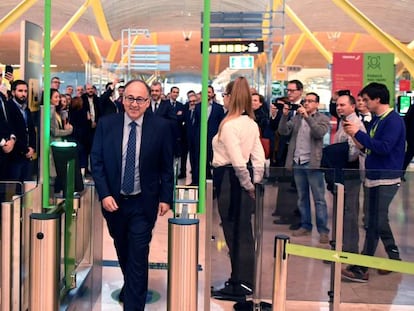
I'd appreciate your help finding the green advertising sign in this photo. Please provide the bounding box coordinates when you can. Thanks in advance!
[363,53,395,106]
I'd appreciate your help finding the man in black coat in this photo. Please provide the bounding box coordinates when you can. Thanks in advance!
[4,80,36,190]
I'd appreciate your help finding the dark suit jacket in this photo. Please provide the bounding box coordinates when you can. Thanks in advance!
[169,100,186,156]
[5,99,36,161]
[91,110,174,222]
[0,93,11,140]
[153,99,176,120]
[99,88,118,116]
[194,101,225,160]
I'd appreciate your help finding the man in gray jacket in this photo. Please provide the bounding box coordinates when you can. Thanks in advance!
[278,92,330,243]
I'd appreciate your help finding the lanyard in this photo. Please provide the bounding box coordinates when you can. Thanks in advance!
[366,108,392,155]
[369,108,392,138]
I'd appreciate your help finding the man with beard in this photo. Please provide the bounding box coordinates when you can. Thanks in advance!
[4,80,36,189]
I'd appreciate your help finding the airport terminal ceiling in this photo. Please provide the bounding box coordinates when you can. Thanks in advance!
[0,0,413,76]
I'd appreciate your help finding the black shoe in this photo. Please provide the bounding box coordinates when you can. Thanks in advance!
[177,173,186,179]
[118,286,124,302]
[341,265,369,283]
[273,218,290,225]
[289,223,301,230]
[211,281,253,302]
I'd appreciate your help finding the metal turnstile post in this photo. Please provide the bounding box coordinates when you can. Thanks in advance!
[167,218,199,310]
[1,202,12,311]
[29,213,61,311]
[272,235,290,311]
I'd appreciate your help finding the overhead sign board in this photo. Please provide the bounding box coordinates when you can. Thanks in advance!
[201,40,264,54]
[229,56,254,69]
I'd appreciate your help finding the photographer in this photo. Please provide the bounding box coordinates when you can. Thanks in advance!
[278,92,330,243]
[99,78,124,116]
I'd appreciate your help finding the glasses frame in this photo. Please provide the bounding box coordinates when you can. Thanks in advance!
[124,95,149,105]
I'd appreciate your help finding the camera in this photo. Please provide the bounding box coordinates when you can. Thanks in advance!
[274,103,285,110]
[338,89,351,96]
[5,65,13,74]
[288,103,300,111]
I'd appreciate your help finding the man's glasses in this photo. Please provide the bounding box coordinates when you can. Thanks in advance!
[124,96,149,105]
[286,89,298,93]
[303,99,317,103]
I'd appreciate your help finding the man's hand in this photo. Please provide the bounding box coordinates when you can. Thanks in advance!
[343,120,359,137]
[102,196,119,212]
[2,139,15,153]
[4,72,14,83]
[297,105,308,118]
[158,202,171,216]
[26,147,34,159]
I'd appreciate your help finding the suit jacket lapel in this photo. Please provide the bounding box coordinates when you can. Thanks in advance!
[114,116,124,172]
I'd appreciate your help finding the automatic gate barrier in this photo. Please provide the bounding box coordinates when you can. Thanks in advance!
[167,185,199,311]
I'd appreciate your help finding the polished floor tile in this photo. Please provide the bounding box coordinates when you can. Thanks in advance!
[91,173,414,310]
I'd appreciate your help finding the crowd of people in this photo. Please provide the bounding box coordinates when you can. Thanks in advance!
[0,73,411,309]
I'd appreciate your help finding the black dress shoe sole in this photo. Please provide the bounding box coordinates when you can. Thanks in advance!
[211,292,247,302]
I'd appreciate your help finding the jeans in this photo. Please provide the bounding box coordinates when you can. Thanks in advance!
[293,163,329,234]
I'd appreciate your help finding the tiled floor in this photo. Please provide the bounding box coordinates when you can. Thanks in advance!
[90,170,414,310]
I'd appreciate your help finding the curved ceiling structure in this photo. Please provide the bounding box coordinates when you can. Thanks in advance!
[0,0,413,77]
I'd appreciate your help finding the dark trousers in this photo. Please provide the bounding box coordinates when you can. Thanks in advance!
[179,137,188,175]
[361,184,400,271]
[103,195,154,311]
[214,166,255,287]
[7,158,33,194]
[188,139,198,184]
[403,144,414,172]
[342,178,361,254]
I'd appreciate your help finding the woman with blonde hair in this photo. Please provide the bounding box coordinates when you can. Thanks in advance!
[211,76,265,301]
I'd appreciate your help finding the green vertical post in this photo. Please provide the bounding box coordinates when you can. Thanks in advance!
[199,0,211,214]
[64,158,76,290]
[43,0,52,208]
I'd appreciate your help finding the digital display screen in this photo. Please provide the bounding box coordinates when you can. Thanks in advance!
[398,96,412,114]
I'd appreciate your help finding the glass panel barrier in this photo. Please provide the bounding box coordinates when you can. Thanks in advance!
[339,168,414,307]
[209,165,414,309]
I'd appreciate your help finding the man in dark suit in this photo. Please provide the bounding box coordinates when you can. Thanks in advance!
[0,91,16,187]
[91,79,174,310]
[4,80,36,190]
[149,81,175,118]
[81,83,100,174]
[192,85,225,184]
[99,80,122,116]
[168,86,187,177]
[185,93,199,185]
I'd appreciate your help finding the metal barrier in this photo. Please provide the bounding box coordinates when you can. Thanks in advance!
[167,218,199,310]
[0,179,102,311]
[167,185,199,310]
[1,201,13,311]
[29,212,62,311]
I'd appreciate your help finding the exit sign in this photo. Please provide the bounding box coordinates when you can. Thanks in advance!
[229,56,254,69]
